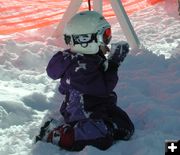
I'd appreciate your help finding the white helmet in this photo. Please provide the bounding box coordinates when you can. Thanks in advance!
[63,11,111,54]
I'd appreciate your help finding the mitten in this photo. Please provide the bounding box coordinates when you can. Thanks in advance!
[108,41,129,66]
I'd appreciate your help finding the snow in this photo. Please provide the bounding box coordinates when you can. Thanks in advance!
[0,0,180,155]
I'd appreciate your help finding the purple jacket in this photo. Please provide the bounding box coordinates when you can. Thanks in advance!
[46,49,118,97]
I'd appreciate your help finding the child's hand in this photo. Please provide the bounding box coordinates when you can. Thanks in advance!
[108,41,129,66]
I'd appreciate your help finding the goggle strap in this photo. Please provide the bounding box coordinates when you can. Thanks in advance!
[64,35,71,45]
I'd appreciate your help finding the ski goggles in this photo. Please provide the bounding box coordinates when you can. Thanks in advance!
[64,33,97,46]
[64,27,112,46]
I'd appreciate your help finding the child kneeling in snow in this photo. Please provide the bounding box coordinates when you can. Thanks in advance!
[36,11,134,151]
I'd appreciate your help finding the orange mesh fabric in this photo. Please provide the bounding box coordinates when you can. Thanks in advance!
[0,0,164,35]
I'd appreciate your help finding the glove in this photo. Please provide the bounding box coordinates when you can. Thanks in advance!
[108,41,129,66]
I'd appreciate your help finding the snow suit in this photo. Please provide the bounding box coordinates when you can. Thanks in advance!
[45,49,134,151]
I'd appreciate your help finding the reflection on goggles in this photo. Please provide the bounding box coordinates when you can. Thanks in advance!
[73,34,93,44]
[64,28,111,45]
[64,33,97,45]
[73,33,97,45]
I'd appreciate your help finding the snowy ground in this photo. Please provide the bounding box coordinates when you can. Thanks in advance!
[0,0,180,155]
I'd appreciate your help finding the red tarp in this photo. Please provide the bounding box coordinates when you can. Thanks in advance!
[0,0,164,35]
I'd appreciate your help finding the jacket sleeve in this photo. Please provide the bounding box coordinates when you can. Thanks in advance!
[46,51,72,80]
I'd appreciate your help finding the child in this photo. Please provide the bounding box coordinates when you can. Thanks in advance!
[36,11,134,151]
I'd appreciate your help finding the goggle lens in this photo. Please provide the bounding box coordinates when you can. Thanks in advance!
[103,28,111,44]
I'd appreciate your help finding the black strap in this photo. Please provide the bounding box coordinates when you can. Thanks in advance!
[88,0,91,11]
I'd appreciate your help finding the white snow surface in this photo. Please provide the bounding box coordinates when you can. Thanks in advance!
[0,0,180,155]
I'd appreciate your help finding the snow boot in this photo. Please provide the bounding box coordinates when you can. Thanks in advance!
[36,120,75,150]
[47,124,75,150]
[35,119,63,142]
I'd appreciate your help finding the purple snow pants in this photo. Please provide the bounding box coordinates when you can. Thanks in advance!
[59,89,134,151]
